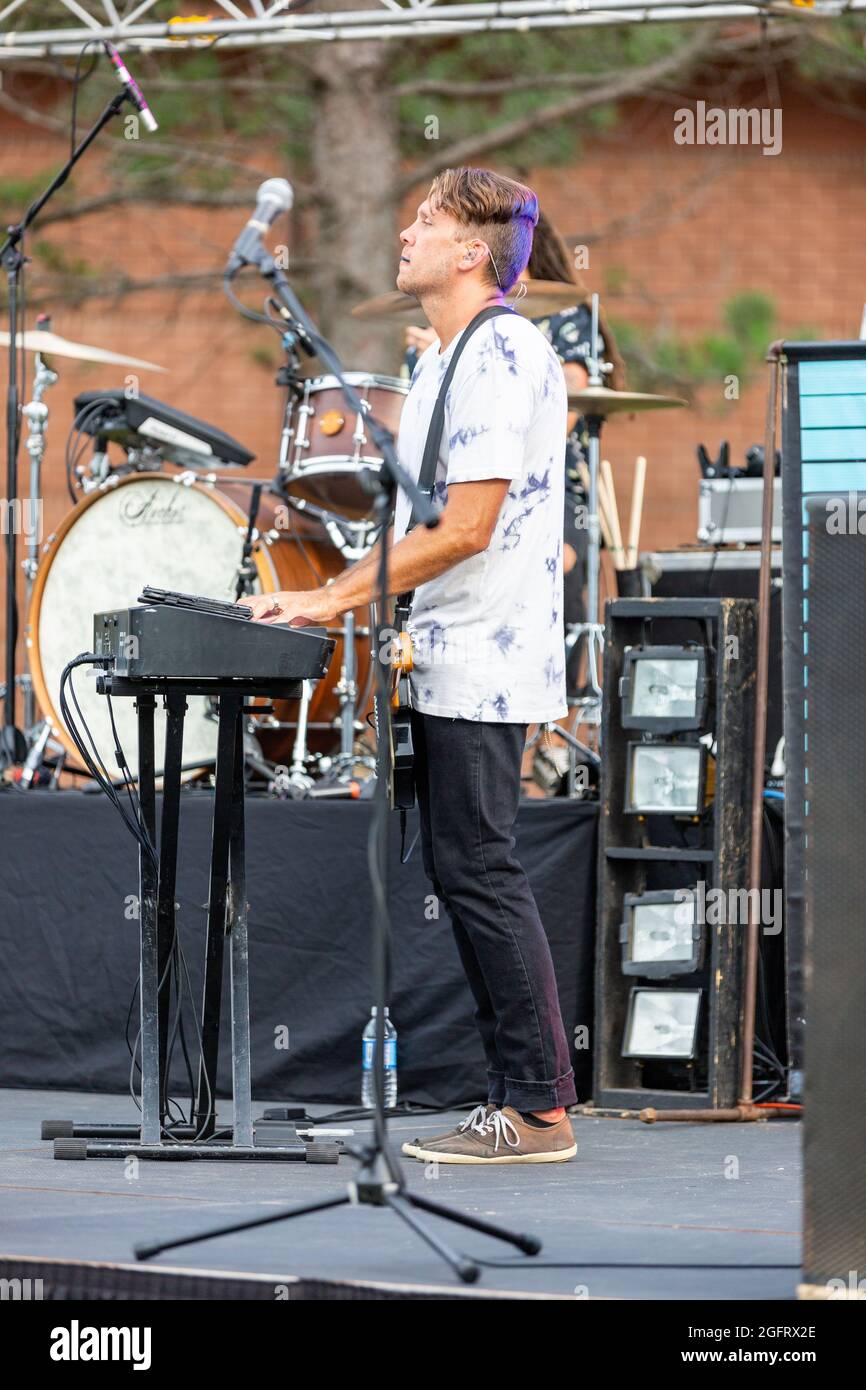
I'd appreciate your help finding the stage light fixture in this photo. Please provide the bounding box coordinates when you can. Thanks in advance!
[619,645,708,732]
[624,741,705,815]
[620,890,704,977]
[622,987,702,1060]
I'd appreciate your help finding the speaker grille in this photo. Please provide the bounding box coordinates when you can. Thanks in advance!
[803,510,866,1287]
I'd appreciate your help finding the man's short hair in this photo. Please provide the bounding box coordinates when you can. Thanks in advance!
[428,167,539,293]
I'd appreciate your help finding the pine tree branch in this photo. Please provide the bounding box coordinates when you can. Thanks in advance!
[392,24,794,196]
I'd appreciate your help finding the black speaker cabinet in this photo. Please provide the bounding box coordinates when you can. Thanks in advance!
[781,340,866,1100]
[798,505,866,1298]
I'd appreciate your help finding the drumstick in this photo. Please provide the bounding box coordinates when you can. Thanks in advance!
[601,458,626,569]
[577,462,618,561]
[626,455,647,570]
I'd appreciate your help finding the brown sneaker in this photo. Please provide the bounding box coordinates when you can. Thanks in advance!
[401,1103,497,1158]
[412,1106,576,1165]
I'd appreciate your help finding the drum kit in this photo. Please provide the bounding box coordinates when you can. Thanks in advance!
[5,286,686,795]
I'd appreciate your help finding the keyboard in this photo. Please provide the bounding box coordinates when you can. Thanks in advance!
[139,585,254,622]
[93,598,334,686]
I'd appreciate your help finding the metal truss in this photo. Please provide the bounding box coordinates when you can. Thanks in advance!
[0,0,860,63]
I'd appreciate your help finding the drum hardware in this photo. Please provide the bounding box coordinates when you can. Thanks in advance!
[563,296,688,767]
[269,488,380,778]
[284,680,316,795]
[26,470,361,781]
[277,370,408,519]
[19,347,57,738]
[70,389,255,494]
[234,481,264,601]
[1,82,160,771]
[16,718,66,790]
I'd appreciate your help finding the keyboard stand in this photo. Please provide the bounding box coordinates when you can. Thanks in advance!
[46,676,340,1167]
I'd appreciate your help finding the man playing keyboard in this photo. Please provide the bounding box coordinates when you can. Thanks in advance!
[246,166,578,1165]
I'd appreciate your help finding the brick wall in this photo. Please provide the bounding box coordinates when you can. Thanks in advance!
[2,79,864,697]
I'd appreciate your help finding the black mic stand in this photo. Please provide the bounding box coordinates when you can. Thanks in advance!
[0,89,130,770]
[133,248,542,1284]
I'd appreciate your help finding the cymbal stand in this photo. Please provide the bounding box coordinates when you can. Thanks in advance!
[20,348,56,735]
[562,292,613,764]
[280,492,378,780]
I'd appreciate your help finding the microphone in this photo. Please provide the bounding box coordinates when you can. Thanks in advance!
[103,43,158,134]
[226,179,294,275]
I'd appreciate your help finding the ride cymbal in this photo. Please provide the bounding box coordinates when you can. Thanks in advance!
[567,385,688,415]
[0,329,167,373]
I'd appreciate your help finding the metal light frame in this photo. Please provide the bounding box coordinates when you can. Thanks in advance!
[0,1,859,62]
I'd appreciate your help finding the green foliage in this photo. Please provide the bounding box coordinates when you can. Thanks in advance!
[613,291,779,394]
[794,17,866,85]
[249,344,278,371]
[0,173,56,218]
[393,24,693,167]
[32,240,96,279]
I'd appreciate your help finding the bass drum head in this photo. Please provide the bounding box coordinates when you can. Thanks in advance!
[29,474,270,779]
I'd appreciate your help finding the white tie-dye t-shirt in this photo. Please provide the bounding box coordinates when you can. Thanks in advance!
[392,310,568,724]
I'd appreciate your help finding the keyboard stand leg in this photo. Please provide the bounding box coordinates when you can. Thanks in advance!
[228,703,253,1147]
[156,689,186,1125]
[193,691,241,1140]
[136,692,161,1146]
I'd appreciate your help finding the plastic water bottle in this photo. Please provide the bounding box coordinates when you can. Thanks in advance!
[361,1006,397,1109]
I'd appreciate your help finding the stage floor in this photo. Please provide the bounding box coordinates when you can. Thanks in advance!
[0,1088,802,1299]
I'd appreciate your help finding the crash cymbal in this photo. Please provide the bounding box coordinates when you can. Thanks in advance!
[0,329,167,373]
[351,279,584,323]
[567,385,688,415]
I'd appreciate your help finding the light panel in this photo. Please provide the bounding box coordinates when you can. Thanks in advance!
[624,742,705,814]
[622,987,702,1059]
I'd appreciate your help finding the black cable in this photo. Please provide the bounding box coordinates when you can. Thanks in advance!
[69,41,103,158]
[64,397,120,503]
[61,655,213,1140]
[59,657,152,857]
[703,474,735,597]
[104,691,213,1139]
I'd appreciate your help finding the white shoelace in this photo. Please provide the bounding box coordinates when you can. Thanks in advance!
[457,1103,492,1135]
[475,1110,521,1152]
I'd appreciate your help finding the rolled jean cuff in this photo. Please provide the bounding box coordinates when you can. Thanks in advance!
[486,1069,506,1106]
[502,1069,577,1112]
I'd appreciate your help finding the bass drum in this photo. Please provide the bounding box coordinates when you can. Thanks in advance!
[27,472,372,779]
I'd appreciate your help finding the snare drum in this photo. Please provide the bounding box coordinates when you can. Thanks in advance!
[281,372,408,518]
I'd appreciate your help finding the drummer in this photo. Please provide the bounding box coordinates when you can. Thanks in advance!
[403,209,625,655]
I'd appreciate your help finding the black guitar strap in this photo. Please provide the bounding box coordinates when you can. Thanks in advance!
[396,303,516,609]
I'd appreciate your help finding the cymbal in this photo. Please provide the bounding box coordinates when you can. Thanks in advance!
[567,385,687,415]
[0,329,167,373]
[351,279,585,323]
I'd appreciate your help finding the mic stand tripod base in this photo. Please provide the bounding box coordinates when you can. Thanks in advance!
[133,1136,542,1284]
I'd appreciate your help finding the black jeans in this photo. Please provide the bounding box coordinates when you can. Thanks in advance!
[411,709,577,1112]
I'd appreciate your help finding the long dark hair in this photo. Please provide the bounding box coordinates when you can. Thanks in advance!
[528,210,625,392]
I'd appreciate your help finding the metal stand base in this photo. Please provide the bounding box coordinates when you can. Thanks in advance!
[134,1143,538,1283]
[44,673,340,1167]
